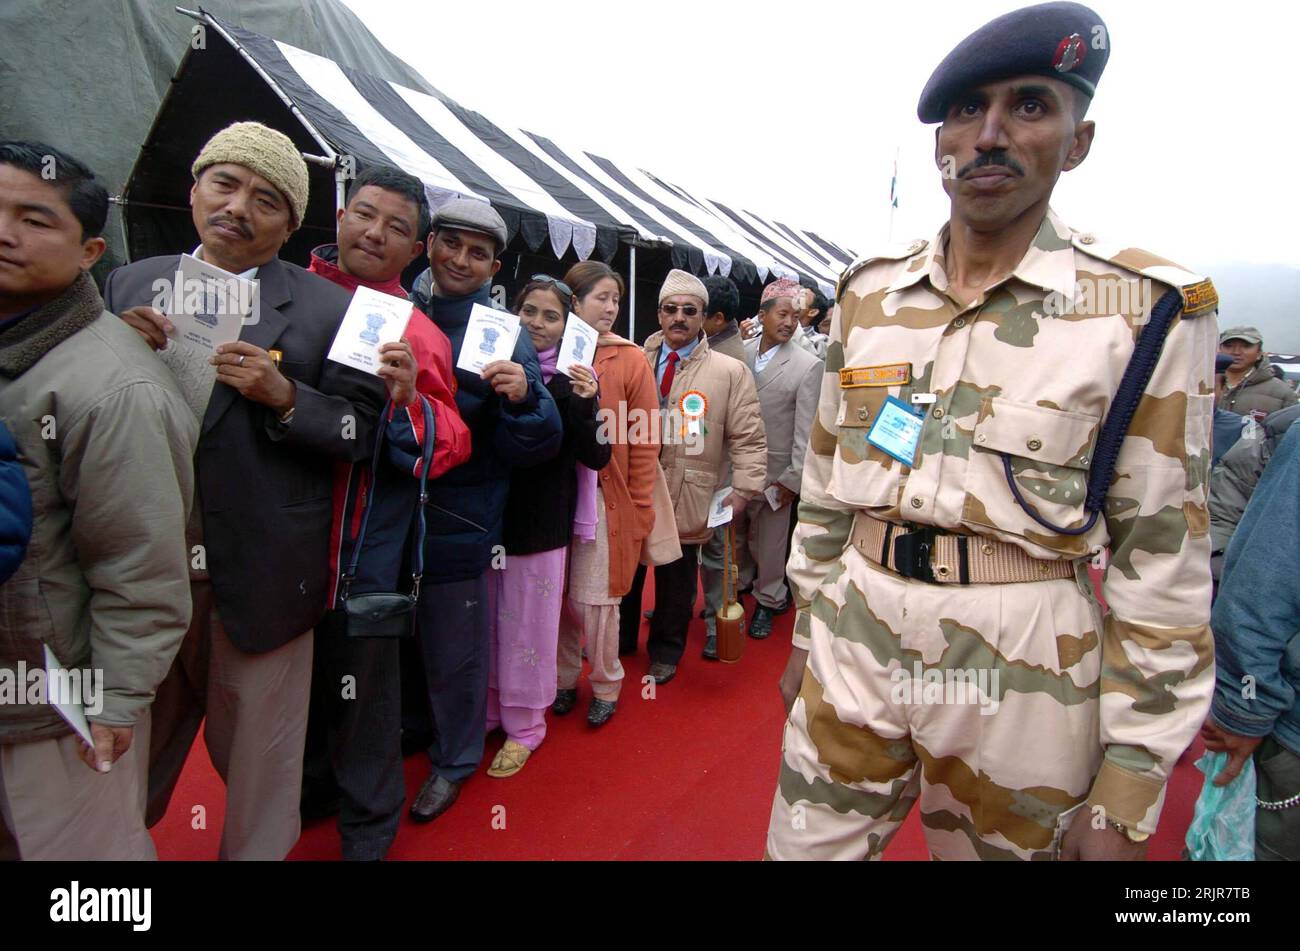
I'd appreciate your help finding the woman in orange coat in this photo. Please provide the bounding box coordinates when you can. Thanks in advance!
[554,262,661,726]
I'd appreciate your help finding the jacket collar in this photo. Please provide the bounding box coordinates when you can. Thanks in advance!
[308,244,410,300]
[887,207,1078,305]
[645,330,710,366]
[0,271,103,379]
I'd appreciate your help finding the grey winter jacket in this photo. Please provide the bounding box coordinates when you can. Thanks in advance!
[1209,403,1300,553]
[0,273,196,744]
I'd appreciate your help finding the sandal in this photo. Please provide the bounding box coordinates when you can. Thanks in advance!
[486,739,531,778]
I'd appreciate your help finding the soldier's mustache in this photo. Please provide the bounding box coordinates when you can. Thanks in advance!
[958,151,1025,179]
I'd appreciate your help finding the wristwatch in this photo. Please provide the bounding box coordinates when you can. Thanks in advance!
[277,405,296,426]
[1108,818,1150,843]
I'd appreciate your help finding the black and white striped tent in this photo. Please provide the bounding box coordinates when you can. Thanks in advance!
[124,9,857,336]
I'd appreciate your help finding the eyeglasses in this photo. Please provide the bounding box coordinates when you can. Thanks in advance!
[660,303,700,317]
[531,274,573,298]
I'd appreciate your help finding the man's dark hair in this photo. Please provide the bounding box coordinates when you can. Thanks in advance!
[808,287,830,320]
[0,141,108,241]
[346,165,431,239]
[703,275,740,323]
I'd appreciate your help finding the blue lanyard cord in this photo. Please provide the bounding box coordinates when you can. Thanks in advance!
[1000,289,1184,537]
[343,399,436,596]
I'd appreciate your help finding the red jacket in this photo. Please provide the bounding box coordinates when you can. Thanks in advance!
[309,245,472,603]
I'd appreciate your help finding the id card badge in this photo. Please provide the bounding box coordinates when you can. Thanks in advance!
[866,395,924,467]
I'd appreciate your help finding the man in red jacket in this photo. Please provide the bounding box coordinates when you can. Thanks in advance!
[303,165,470,860]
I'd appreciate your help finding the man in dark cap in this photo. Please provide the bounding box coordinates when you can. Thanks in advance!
[767,2,1219,860]
[405,198,562,823]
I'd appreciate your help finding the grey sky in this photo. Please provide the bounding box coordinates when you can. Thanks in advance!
[345,0,1296,277]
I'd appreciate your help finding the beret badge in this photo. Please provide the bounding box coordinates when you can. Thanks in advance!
[1053,33,1087,73]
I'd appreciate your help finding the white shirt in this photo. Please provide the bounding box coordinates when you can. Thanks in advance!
[754,340,785,373]
[192,245,260,280]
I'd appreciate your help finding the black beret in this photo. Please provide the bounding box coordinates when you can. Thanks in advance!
[918,2,1110,123]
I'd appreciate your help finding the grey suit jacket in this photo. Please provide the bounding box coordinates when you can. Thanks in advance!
[745,337,822,494]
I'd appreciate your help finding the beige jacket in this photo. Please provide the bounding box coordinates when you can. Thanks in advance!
[643,332,766,544]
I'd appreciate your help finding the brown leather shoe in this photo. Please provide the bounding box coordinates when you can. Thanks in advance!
[409,774,460,824]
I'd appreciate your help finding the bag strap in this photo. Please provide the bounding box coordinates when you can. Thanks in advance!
[1003,288,1185,537]
[342,398,436,599]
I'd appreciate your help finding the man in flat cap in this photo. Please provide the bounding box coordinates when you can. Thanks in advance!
[768,2,1220,860]
[104,121,388,859]
[1218,326,1297,420]
[623,269,766,683]
[406,198,561,823]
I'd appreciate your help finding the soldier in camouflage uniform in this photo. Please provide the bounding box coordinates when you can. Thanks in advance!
[766,1,1218,860]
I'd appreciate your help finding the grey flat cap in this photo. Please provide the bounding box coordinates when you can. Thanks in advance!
[431,197,507,251]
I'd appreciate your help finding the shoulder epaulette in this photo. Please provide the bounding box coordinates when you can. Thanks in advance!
[1070,232,1218,318]
[835,238,928,302]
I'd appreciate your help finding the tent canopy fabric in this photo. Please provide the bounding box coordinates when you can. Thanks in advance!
[0,0,449,273]
[128,10,855,295]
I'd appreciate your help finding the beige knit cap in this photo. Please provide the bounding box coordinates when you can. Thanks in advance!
[658,268,709,307]
[192,121,310,228]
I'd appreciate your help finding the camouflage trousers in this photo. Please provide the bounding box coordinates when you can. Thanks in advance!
[766,546,1104,860]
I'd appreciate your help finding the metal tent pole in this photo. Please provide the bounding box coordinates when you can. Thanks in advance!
[629,244,637,342]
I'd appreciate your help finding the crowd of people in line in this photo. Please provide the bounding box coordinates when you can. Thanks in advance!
[1,40,1297,860]
[0,123,839,861]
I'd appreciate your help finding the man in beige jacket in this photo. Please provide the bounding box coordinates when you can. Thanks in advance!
[623,269,766,684]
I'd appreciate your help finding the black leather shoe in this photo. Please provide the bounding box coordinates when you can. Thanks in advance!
[552,688,577,715]
[409,774,460,824]
[648,661,677,684]
[749,606,775,639]
[702,631,718,660]
[586,698,617,726]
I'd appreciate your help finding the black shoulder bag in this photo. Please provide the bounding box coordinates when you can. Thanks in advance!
[341,398,435,638]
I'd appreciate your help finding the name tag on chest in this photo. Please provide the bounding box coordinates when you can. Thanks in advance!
[866,396,923,466]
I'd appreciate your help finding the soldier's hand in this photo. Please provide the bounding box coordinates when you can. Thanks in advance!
[212,341,296,414]
[378,338,418,406]
[1200,719,1264,787]
[1058,814,1148,861]
[78,723,134,773]
[119,306,173,351]
[779,646,809,716]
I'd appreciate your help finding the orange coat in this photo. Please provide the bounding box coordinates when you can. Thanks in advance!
[593,334,661,597]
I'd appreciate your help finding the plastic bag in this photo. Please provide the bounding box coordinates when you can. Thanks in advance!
[1185,751,1256,861]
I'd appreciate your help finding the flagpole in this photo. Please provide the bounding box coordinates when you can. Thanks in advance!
[888,146,900,244]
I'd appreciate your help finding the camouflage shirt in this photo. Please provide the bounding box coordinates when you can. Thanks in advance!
[788,208,1218,832]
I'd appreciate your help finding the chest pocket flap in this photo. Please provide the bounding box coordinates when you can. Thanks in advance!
[974,398,1099,469]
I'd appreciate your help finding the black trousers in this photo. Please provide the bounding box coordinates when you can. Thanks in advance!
[302,610,404,861]
[620,546,701,666]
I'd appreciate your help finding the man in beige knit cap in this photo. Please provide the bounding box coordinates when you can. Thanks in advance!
[104,121,387,859]
[622,269,766,683]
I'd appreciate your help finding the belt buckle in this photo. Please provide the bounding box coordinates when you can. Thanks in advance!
[893,527,937,583]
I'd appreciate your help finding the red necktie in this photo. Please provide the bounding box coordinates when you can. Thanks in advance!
[660,350,679,398]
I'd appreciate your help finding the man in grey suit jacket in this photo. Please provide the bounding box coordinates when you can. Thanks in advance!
[739,281,821,638]
[103,122,386,859]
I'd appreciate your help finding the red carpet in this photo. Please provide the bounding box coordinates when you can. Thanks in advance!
[152,572,1203,860]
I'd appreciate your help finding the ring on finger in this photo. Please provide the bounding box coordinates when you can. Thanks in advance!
[237,355,246,367]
